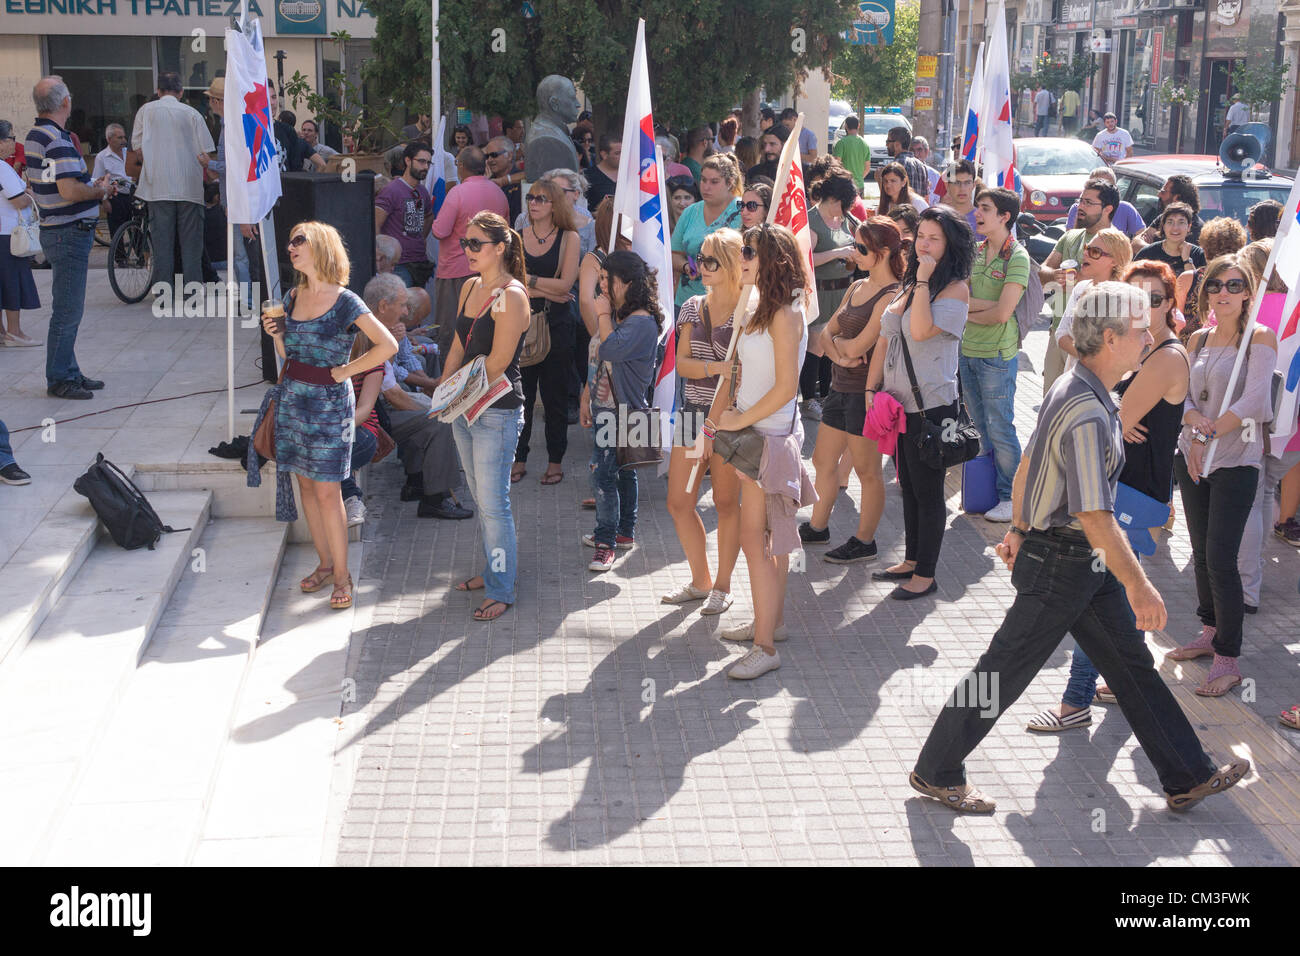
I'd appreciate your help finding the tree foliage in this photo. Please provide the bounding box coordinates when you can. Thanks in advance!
[829,0,919,113]
[1230,58,1293,111]
[364,0,859,132]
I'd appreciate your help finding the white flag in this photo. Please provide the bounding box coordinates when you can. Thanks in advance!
[223,18,281,225]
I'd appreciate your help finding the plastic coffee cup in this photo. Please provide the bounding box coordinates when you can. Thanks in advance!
[263,299,285,335]
[1061,259,1079,284]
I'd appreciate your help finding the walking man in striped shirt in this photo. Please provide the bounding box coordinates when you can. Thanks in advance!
[909,282,1250,814]
[25,76,119,400]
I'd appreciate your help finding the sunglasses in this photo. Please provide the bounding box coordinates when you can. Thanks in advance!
[1147,292,1167,308]
[1203,277,1247,294]
[484,149,508,160]
[697,255,722,272]
[741,245,758,261]
[288,234,308,249]
[855,242,872,256]
[1084,245,1111,260]
[738,200,765,212]
[525,194,551,204]
[459,237,498,252]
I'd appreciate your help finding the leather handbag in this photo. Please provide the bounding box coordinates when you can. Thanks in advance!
[10,205,41,258]
[252,374,281,461]
[896,291,981,471]
[519,233,564,368]
[601,342,662,471]
[710,350,767,481]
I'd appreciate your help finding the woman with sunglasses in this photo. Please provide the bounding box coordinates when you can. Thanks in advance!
[877,161,927,218]
[1166,256,1277,696]
[1028,260,1191,732]
[257,222,399,611]
[666,175,700,236]
[800,217,904,563]
[671,154,742,313]
[863,206,973,600]
[738,180,771,231]
[661,229,744,615]
[1054,227,1134,368]
[703,224,811,678]
[439,212,532,622]
[511,179,581,486]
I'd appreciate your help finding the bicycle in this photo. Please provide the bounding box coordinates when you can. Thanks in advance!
[107,194,154,304]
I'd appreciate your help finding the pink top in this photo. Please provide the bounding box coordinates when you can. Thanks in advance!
[431,175,510,279]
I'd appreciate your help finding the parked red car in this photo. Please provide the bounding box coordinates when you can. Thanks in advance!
[1012,137,1100,222]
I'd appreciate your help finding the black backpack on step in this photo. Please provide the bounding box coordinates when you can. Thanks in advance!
[73,453,188,550]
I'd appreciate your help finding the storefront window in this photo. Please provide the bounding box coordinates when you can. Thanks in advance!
[47,36,154,155]
[1119,28,1154,146]
[156,37,226,136]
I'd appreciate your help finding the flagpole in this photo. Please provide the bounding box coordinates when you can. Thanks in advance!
[431,0,440,140]
[685,113,807,489]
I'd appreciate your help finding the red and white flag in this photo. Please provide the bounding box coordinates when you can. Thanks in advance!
[980,1,1021,194]
[222,14,280,225]
[769,114,819,324]
[1267,176,1300,453]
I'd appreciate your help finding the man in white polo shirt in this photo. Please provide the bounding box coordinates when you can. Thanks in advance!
[91,122,132,238]
[130,71,215,296]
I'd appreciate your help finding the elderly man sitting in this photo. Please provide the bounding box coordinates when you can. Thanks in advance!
[362,274,472,520]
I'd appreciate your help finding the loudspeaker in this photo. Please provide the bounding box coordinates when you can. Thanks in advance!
[1219,132,1262,173]
[274,171,377,295]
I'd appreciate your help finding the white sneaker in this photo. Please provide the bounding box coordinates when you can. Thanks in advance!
[345,497,366,527]
[984,500,1014,523]
[3,332,42,348]
[727,646,781,679]
[719,620,788,642]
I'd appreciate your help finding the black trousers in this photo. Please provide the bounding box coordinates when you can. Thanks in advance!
[516,310,575,465]
[915,529,1217,795]
[1174,456,1257,658]
[895,401,958,578]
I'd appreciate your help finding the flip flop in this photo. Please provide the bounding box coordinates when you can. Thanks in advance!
[581,498,596,510]
[908,772,996,813]
[1279,705,1300,730]
[540,471,564,485]
[455,577,485,592]
[1166,758,1250,811]
[472,599,511,622]
[1026,706,1092,733]
[510,466,526,484]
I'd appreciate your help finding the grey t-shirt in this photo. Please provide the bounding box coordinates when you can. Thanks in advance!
[880,291,967,413]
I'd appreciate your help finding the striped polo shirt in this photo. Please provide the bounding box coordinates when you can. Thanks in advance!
[1020,362,1124,532]
[24,118,98,227]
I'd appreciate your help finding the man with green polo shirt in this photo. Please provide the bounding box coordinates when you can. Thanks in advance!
[831,115,870,194]
[960,187,1029,522]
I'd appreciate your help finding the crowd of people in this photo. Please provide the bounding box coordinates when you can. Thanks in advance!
[4,76,1297,812]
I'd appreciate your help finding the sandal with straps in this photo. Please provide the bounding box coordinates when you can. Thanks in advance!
[300,566,333,593]
[909,772,997,813]
[1166,758,1250,811]
[1280,705,1300,730]
[330,576,354,610]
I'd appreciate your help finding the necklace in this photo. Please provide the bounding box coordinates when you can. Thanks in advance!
[1198,330,1240,403]
[531,222,556,245]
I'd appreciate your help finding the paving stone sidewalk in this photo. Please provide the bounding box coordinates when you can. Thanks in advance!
[335,329,1300,866]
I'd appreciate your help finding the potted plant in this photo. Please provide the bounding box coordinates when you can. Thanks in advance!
[1158,78,1197,154]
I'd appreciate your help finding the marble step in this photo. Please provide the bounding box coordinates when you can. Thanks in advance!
[39,518,289,867]
[0,490,211,865]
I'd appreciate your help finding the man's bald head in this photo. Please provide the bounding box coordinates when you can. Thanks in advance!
[34,76,71,118]
[457,145,486,178]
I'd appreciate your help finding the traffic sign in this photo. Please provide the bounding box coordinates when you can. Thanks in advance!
[843,0,896,46]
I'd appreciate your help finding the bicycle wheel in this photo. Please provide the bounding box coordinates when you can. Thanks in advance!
[94,214,112,247]
[107,219,154,304]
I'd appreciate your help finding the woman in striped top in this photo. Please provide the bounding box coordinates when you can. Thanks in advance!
[661,228,744,615]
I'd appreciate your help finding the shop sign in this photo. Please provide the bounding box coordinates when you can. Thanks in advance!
[275,0,326,33]
[1061,0,1091,22]
[1214,0,1242,25]
[0,0,374,36]
[1151,28,1163,86]
[917,54,937,78]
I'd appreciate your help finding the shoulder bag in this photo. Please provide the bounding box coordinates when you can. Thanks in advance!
[10,204,41,258]
[519,232,566,368]
[711,340,798,481]
[599,322,663,470]
[896,289,981,470]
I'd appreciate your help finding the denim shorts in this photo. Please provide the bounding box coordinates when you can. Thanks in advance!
[820,390,866,437]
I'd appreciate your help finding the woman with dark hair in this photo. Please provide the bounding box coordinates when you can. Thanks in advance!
[666,174,700,235]
[878,161,927,217]
[863,206,972,599]
[1135,174,1202,249]
[705,223,812,678]
[738,179,771,231]
[439,211,532,621]
[1168,255,1277,695]
[801,217,904,562]
[1028,260,1190,732]
[887,205,920,252]
[717,116,739,154]
[1135,201,1205,278]
[572,119,595,170]
[734,136,760,176]
[581,250,664,572]
[1247,199,1283,241]
[802,167,861,419]
[512,178,581,486]
[450,124,472,156]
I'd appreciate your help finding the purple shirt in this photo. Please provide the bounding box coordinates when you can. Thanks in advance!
[376,177,434,265]
[1065,199,1144,237]
[431,174,510,279]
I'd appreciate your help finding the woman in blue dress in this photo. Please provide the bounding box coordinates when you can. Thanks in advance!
[259,221,397,610]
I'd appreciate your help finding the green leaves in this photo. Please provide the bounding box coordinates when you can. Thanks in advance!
[830,0,918,113]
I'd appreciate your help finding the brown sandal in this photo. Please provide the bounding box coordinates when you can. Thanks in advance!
[1166,758,1250,811]
[909,772,997,813]
[330,575,354,610]
[300,566,333,593]
[1280,705,1300,730]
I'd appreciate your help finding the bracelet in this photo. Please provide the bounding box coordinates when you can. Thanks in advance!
[1008,526,1027,538]
[704,417,719,432]
[915,279,930,285]
[700,424,716,440]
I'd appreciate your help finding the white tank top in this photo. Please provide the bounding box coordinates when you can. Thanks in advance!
[735,312,808,434]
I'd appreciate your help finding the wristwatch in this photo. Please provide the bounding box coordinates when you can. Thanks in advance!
[1192,429,1210,445]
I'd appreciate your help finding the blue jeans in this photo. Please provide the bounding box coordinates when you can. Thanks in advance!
[0,419,14,469]
[40,222,94,388]
[452,406,524,604]
[340,426,378,501]
[589,428,638,547]
[959,353,1021,502]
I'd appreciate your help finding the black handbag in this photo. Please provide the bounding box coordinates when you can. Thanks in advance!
[601,355,663,471]
[896,293,981,471]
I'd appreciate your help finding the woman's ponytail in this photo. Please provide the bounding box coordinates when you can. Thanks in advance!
[503,227,527,284]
